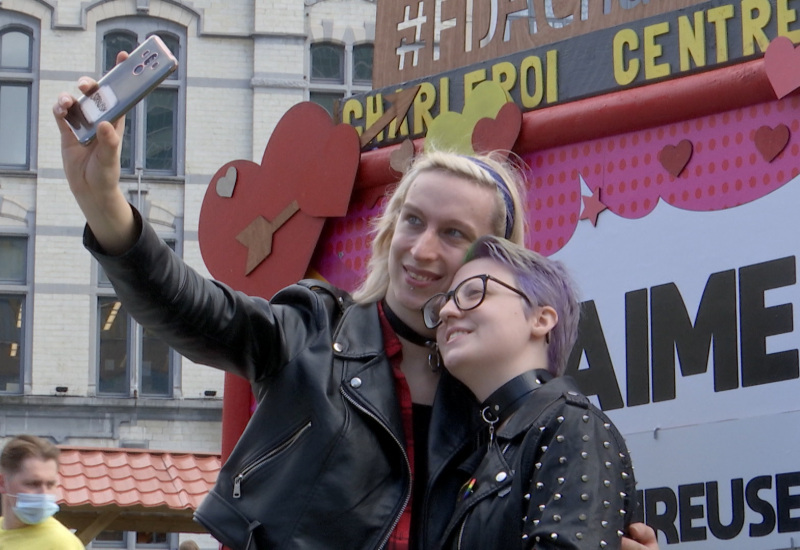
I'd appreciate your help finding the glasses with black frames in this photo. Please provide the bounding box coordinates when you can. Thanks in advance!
[422,274,531,329]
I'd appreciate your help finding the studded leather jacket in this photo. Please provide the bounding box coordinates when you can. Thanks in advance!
[86,211,482,550]
[440,374,638,550]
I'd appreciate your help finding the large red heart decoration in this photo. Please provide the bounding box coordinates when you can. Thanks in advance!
[198,102,361,299]
[754,124,790,162]
[472,102,522,154]
[658,139,693,177]
[764,36,800,99]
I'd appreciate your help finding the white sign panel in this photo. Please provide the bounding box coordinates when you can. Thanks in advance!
[540,106,800,548]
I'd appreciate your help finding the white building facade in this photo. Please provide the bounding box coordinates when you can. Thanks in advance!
[0,0,375,546]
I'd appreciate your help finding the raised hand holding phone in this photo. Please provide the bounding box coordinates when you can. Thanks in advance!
[53,42,172,254]
[65,35,178,144]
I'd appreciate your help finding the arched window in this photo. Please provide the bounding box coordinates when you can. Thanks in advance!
[100,21,185,175]
[0,12,39,170]
[93,19,186,398]
[311,42,344,83]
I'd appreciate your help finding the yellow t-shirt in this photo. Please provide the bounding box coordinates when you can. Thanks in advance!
[0,516,85,549]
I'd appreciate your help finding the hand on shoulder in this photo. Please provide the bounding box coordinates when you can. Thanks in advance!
[622,522,659,550]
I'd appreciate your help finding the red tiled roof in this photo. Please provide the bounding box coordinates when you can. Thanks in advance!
[58,447,220,511]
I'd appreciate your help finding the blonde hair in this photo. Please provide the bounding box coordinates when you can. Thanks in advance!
[352,150,527,304]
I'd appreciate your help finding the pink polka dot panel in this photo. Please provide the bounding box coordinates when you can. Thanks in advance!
[313,194,384,292]
[522,96,799,256]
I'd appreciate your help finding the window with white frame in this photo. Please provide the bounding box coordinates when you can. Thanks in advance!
[0,232,29,394]
[96,224,176,398]
[0,10,38,170]
[99,19,185,175]
[97,296,174,397]
[309,41,373,118]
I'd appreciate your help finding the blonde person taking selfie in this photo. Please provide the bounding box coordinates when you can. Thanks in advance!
[54,64,657,550]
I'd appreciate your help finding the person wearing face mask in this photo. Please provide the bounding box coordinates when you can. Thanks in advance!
[423,235,638,549]
[0,435,84,549]
[53,64,658,550]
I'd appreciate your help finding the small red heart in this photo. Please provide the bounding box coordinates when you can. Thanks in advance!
[764,36,800,99]
[472,102,522,154]
[754,124,790,162]
[658,140,693,177]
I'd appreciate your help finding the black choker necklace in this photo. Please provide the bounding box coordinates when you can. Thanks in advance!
[481,370,551,430]
[381,300,441,372]
[381,300,431,347]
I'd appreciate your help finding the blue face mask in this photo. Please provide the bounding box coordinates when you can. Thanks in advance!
[12,493,60,525]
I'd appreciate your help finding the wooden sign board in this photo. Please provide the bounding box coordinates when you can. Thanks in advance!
[376,0,716,87]
[358,0,800,148]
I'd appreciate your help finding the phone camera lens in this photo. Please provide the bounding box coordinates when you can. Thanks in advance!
[144,53,159,67]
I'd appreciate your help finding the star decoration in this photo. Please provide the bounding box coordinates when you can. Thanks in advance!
[580,187,607,227]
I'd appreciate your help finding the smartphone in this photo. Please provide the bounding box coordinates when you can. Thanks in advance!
[66,35,178,144]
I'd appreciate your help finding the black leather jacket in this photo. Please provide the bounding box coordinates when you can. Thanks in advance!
[86,211,482,550]
[441,375,638,549]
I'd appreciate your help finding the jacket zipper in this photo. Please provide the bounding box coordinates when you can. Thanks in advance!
[341,388,412,550]
[232,420,312,498]
[420,428,481,549]
[455,510,471,550]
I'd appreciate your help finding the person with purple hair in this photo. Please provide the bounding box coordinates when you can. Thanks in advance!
[423,235,639,549]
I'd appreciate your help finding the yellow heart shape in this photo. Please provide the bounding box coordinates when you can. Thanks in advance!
[425,81,511,154]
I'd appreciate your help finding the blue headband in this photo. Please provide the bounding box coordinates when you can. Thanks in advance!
[466,158,515,240]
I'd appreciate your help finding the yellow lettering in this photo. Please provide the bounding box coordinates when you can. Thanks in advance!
[413,82,437,136]
[707,5,734,62]
[643,21,671,79]
[519,55,544,108]
[463,69,488,101]
[492,62,517,96]
[546,49,558,104]
[777,0,800,41]
[678,12,706,70]
[341,98,364,135]
[440,77,450,115]
[741,0,772,55]
[613,28,640,85]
